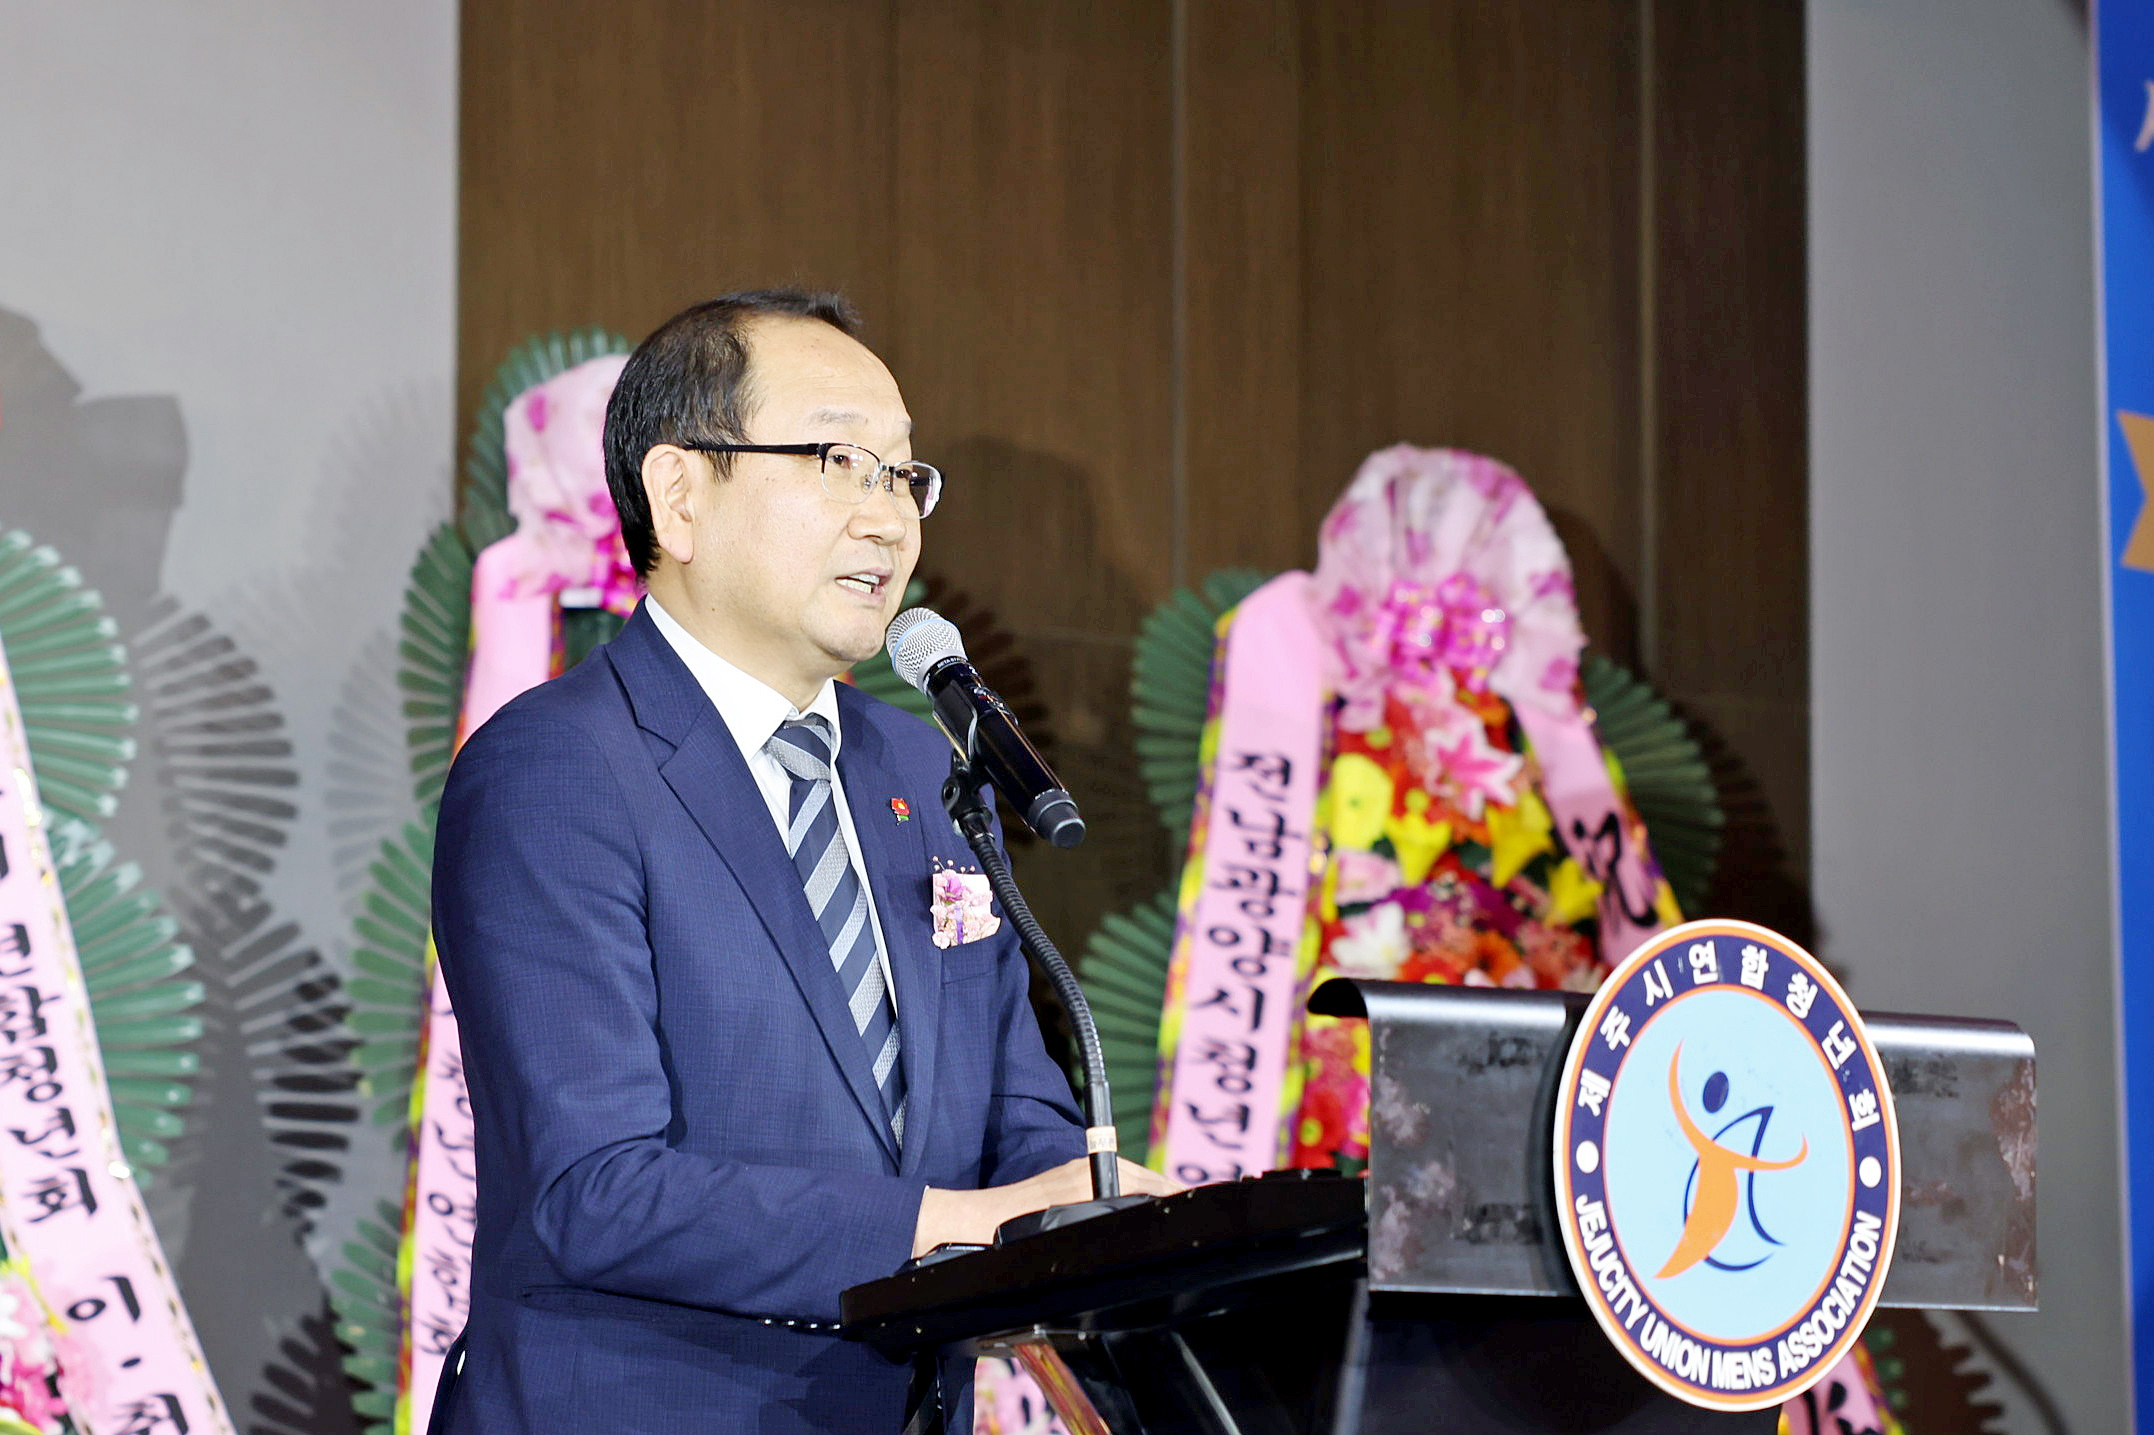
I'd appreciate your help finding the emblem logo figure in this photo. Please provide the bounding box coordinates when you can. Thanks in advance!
[1553,920,1900,1412]
[1660,1045,1808,1279]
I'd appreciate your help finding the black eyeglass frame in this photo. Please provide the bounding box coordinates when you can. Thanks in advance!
[678,440,943,519]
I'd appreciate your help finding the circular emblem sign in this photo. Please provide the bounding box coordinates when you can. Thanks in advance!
[1553,919,1900,1411]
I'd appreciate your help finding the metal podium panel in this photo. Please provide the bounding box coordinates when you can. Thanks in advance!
[1310,980,1576,1298]
[1864,1012,2037,1309]
[1308,978,2036,1311]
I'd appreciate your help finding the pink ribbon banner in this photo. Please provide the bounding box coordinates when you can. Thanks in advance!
[400,955,475,1430]
[1510,703,1667,966]
[1156,574,1325,1184]
[402,355,636,1427]
[1779,1352,1892,1435]
[0,642,231,1435]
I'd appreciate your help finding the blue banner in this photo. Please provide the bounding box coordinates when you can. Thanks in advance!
[2099,4,2154,1422]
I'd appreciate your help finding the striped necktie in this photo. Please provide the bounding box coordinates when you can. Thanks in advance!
[765,715,905,1147]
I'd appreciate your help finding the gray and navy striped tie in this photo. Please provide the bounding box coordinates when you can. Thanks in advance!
[765,715,905,1147]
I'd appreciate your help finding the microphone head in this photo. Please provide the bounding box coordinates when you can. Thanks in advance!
[885,607,966,693]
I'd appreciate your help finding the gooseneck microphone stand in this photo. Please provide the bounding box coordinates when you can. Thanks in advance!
[942,752,1149,1233]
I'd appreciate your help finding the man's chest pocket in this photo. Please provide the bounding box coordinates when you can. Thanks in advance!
[939,942,1005,984]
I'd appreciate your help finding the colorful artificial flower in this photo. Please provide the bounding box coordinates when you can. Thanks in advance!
[1485,788,1554,887]
[1326,752,1394,851]
[1517,918,1598,988]
[1291,1018,1371,1167]
[0,1263,67,1435]
[1384,793,1453,887]
[1429,725,1522,820]
[1193,446,1683,1177]
[1333,848,1403,908]
[930,867,1001,948]
[1330,902,1409,978]
[1547,857,1605,927]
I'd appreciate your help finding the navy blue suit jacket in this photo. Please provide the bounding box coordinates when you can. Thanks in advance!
[430,603,1085,1433]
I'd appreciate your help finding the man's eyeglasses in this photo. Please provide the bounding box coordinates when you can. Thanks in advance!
[681,441,944,520]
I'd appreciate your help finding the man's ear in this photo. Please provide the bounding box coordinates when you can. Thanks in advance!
[642,446,700,566]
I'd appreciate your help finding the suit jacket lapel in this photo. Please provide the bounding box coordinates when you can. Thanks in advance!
[607,605,899,1164]
[834,688,943,1178]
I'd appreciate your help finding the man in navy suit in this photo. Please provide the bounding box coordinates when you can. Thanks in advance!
[431,290,1173,1433]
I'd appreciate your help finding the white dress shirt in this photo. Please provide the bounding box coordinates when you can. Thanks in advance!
[645,597,898,1014]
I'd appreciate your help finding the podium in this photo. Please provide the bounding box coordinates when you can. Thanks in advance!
[843,979,2037,1433]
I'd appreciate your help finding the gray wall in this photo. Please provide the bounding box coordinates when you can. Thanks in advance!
[0,3,455,1425]
[1808,0,2123,1429]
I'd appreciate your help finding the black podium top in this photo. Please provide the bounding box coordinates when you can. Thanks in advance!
[844,1171,1363,1354]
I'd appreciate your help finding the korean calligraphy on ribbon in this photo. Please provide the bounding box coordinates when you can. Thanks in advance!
[400,951,475,1427]
[399,355,637,1428]
[1153,575,1325,1184]
[0,636,230,1435]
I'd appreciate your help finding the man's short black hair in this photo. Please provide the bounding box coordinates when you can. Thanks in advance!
[603,288,862,574]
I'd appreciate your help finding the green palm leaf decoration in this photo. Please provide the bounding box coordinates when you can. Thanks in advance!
[562,608,626,672]
[845,652,934,725]
[1075,888,1177,1155]
[0,531,136,823]
[345,821,434,1129]
[332,329,630,1432]
[339,567,459,1430]
[52,818,202,1181]
[1132,569,1271,837]
[0,528,202,1185]
[331,1199,406,1428]
[399,524,476,813]
[1579,654,1723,917]
[1087,569,1728,1163]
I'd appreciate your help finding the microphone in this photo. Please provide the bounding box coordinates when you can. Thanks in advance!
[890,606,1133,1217]
[885,608,1086,848]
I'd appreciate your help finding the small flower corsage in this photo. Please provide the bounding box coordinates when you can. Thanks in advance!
[930,863,1002,948]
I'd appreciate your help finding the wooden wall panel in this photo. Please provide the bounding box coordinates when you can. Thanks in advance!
[457,0,900,443]
[1296,0,1646,663]
[886,0,1178,944]
[1648,0,1810,933]
[458,0,1811,966]
[1180,0,1304,580]
[887,0,1175,636]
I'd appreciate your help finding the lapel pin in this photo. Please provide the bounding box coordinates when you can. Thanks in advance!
[889,797,912,823]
